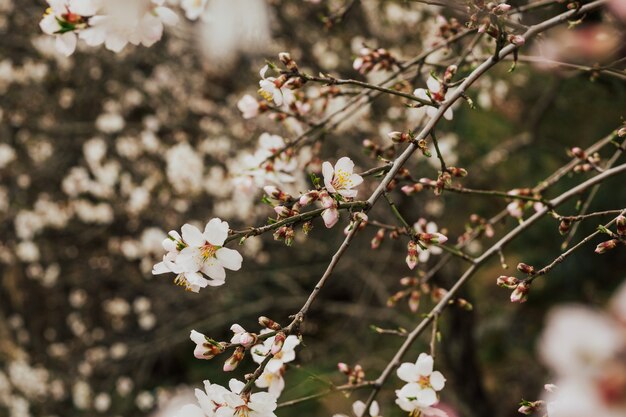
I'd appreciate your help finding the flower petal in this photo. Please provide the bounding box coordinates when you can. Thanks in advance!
[204,218,229,246]
[429,371,446,391]
[322,161,335,192]
[397,362,419,383]
[352,400,366,417]
[182,224,205,247]
[415,353,434,376]
[427,76,440,93]
[202,262,226,281]
[416,387,438,406]
[216,247,243,271]
[334,156,354,174]
[176,247,202,272]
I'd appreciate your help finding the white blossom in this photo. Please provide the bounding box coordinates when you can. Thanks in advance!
[322,157,363,199]
[396,353,446,411]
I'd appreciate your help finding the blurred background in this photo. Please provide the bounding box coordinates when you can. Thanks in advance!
[0,0,625,416]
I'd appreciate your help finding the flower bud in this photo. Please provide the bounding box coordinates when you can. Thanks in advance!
[337,362,351,374]
[299,190,319,206]
[406,240,418,270]
[510,281,530,303]
[239,332,258,348]
[516,262,535,275]
[271,332,286,355]
[387,131,410,143]
[431,287,448,302]
[354,211,368,223]
[274,205,292,218]
[401,183,423,195]
[400,276,418,286]
[509,34,525,46]
[223,346,245,372]
[559,218,572,235]
[571,147,586,159]
[258,316,282,331]
[264,185,289,201]
[371,228,385,249]
[618,127,626,137]
[350,364,365,384]
[302,221,313,235]
[408,290,420,312]
[492,3,512,14]
[443,64,457,83]
[387,290,406,307]
[419,178,437,188]
[616,215,626,236]
[595,239,618,254]
[418,232,448,245]
[497,275,520,289]
[517,403,537,415]
[447,167,468,177]
[278,52,298,71]
[273,226,294,246]
[456,298,473,311]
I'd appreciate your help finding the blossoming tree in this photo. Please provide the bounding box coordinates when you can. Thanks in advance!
[0,0,624,416]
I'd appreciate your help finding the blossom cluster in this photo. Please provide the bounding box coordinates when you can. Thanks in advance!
[395,353,447,416]
[152,219,243,292]
[39,0,178,56]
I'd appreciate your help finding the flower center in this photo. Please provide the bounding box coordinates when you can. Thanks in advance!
[332,169,352,189]
[235,405,250,417]
[201,244,218,260]
[418,375,431,389]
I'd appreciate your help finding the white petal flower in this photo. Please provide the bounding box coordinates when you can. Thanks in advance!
[322,157,364,199]
[539,305,622,377]
[152,219,243,291]
[396,353,446,412]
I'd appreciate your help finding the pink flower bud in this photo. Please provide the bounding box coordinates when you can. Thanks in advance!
[509,34,525,46]
[299,190,319,206]
[559,218,572,235]
[239,332,257,348]
[448,167,468,177]
[492,3,512,14]
[400,276,418,286]
[510,281,530,303]
[516,262,535,275]
[223,346,245,372]
[456,298,473,311]
[387,131,410,143]
[322,207,339,228]
[371,228,385,250]
[274,206,292,218]
[419,178,436,188]
[419,232,448,245]
[337,362,351,374]
[258,316,282,330]
[408,290,420,312]
[571,147,586,159]
[497,275,520,289]
[406,240,418,270]
[354,212,368,222]
[264,185,283,200]
[595,239,618,254]
[271,332,286,355]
